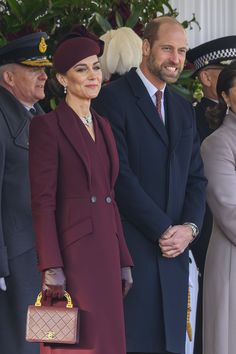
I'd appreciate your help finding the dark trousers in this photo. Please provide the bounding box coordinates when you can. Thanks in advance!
[0,248,41,354]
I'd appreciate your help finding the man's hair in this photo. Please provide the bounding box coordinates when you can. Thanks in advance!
[143,16,183,48]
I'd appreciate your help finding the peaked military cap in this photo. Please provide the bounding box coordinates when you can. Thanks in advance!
[187,36,236,76]
[0,32,52,67]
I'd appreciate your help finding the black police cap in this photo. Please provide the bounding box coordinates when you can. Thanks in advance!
[187,36,236,76]
[0,32,52,67]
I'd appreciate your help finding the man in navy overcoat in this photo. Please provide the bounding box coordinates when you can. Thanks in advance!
[94,17,206,354]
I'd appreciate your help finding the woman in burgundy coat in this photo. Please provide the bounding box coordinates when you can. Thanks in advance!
[29,26,133,354]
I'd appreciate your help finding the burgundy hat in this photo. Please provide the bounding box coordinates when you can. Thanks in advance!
[53,25,104,73]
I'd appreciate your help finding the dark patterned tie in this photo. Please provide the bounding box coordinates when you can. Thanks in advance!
[155,90,163,122]
[29,107,37,116]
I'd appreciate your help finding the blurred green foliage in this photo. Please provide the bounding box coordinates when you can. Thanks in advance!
[0,0,201,101]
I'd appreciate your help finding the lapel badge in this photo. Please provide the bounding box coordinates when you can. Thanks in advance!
[39,37,47,53]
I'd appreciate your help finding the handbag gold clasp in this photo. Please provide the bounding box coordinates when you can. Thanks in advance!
[46,331,55,340]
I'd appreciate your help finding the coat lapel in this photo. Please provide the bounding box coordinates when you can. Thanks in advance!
[94,109,119,187]
[164,87,182,152]
[14,120,30,149]
[126,69,169,146]
[0,86,35,150]
[56,100,92,184]
[15,103,45,149]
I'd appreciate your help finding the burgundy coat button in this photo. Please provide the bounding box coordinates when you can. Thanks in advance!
[91,196,97,203]
[105,196,112,203]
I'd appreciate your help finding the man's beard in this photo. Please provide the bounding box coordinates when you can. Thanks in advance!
[147,53,183,84]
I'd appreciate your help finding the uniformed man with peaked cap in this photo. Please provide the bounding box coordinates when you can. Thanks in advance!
[0,31,51,354]
[187,35,236,354]
[187,35,236,142]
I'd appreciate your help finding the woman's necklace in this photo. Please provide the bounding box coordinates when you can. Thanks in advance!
[81,112,93,127]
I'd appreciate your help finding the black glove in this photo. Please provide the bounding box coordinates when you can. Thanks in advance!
[42,267,66,299]
[121,267,133,298]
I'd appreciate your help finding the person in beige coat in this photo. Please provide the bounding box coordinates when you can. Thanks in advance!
[201,63,236,354]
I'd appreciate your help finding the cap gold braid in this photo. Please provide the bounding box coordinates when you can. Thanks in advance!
[20,59,52,67]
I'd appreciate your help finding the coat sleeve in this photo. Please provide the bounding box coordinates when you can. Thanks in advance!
[201,133,236,245]
[29,115,63,271]
[0,114,9,277]
[180,106,207,232]
[93,87,173,242]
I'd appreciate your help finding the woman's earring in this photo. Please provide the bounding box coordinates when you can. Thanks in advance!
[226,104,230,115]
[64,86,67,94]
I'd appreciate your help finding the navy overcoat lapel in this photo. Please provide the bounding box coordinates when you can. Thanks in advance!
[165,87,183,153]
[125,69,169,146]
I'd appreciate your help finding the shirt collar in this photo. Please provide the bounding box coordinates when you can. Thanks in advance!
[205,97,218,103]
[136,67,166,98]
[24,105,35,111]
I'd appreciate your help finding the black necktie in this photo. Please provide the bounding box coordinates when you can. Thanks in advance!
[29,107,37,116]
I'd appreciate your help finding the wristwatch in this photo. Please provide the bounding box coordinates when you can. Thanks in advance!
[183,222,199,240]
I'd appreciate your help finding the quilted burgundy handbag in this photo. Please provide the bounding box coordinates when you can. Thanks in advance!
[26,291,79,344]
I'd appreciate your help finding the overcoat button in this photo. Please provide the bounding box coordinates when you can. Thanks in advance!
[91,196,96,203]
[105,196,112,203]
